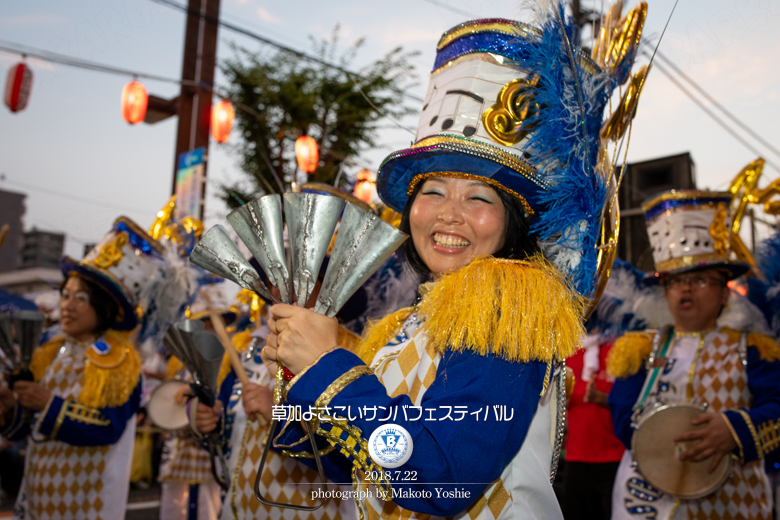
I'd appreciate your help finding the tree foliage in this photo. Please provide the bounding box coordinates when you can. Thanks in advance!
[217,27,419,208]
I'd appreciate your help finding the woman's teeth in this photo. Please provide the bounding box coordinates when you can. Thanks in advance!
[433,233,470,248]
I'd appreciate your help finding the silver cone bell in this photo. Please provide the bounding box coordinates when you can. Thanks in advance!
[162,319,204,382]
[192,192,407,321]
[12,310,45,371]
[162,319,229,489]
[314,204,408,317]
[283,193,344,307]
[226,195,292,304]
[191,330,224,395]
[163,320,224,400]
[190,225,278,304]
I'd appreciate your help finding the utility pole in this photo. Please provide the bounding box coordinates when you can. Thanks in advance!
[171,0,221,220]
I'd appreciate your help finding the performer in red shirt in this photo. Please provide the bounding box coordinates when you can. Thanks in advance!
[562,334,625,520]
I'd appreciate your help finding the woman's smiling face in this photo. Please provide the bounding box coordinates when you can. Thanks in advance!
[59,276,99,342]
[409,177,506,277]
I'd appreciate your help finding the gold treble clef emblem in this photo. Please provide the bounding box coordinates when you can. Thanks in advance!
[482,77,541,147]
[92,232,129,269]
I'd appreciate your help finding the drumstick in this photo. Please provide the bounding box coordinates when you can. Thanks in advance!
[202,293,268,426]
[202,293,249,386]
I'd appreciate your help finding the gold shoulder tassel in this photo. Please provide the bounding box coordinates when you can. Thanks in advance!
[748,332,780,362]
[419,254,585,363]
[79,330,141,409]
[606,331,654,379]
[165,356,185,380]
[30,336,67,381]
[356,307,414,364]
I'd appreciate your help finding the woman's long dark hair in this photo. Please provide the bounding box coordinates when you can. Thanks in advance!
[61,276,120,336]
[398,179,540,277]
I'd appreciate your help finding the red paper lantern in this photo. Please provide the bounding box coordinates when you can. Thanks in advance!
[354,169,376,204]
[295,135,319,174]
[121,80,148,124]
[4,62,33,113]
[211,100,235,143]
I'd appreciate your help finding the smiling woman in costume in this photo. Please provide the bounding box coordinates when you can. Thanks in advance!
[197,3,647,519]
[0,217,166,520]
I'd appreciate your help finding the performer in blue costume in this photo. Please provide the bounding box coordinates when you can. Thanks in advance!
[197,184,410,520]
[607,190,780,520]
[197,3,651,519]
[0,217,166,520]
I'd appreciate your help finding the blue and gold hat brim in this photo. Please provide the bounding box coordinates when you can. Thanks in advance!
[60,256,138,331]
[377,145,543,216]
[644,259,750,286]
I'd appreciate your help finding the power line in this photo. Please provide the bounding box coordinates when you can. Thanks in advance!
[0,176,159,217]
[0,40,181,85]
[147,0,425,104]
[420,0,473,18]
[0,39,416,141]
[654,49,780,162]
[649,57,780,174]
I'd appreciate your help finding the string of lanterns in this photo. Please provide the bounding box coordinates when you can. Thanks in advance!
[353,169,377,204]
[121,80,148,124]
[4,61,376,194]
[120,79,236,143]
[4,61,33,113]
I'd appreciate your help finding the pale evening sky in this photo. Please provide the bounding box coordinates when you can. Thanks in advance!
[0,0,778,259]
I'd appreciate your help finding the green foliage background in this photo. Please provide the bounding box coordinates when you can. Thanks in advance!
[217,27,419,208]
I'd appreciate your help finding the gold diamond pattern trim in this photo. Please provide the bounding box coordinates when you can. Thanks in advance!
[408,171,534,216]
[737,409,764,460]
[686,332,707,402]
[230,419,253,520]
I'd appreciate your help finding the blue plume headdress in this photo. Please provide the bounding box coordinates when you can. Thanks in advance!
[377,1,649,298]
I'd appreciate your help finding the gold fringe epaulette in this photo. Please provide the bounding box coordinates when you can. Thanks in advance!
[30,336,67,382]
[356,307,414,364]
[337,325,361,354]
[421,254,584,363]
[30,332,141,408]
[79,330,141,409]
[747,331,780,362]
[217,329,255,387]
[165,356,185,380]
[606,331,655,379]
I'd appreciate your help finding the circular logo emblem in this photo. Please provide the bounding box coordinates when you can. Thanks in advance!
[368,424,413,468]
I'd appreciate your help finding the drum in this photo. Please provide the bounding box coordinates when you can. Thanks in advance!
[632,403,732,499]
[147,379,192,435]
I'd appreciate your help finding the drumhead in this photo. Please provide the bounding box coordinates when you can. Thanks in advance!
[148,379,191,431]
[632,403,732,499]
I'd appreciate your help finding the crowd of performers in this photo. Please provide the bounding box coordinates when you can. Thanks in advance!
[3,2,780,520]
